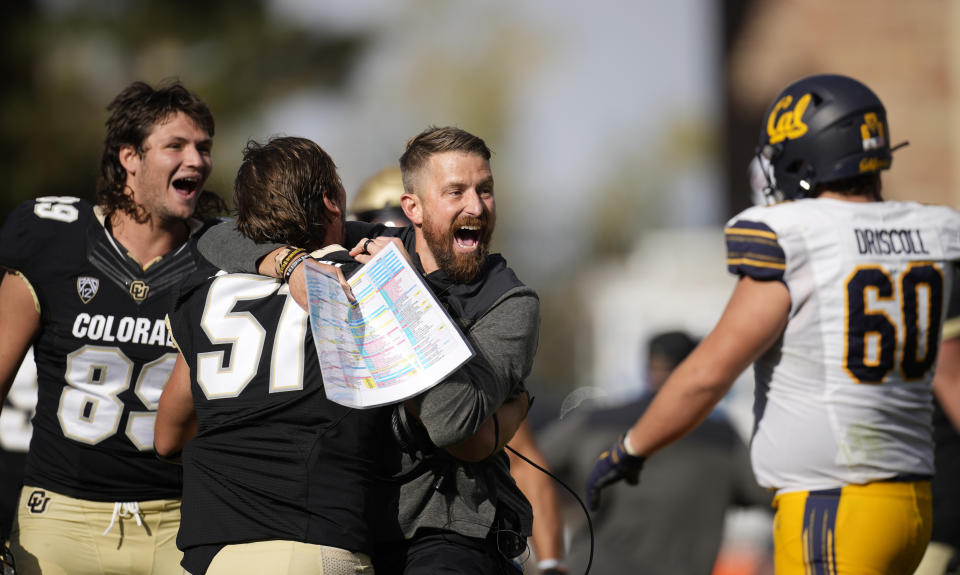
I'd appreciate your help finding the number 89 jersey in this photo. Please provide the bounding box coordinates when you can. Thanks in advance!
[0,197,204,501]
[726,198,960,493]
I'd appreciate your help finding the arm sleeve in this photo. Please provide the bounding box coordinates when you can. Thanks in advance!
[725,219,786,282]
[416,288,540,447]
[1,199,89,296]
[0,200,65,275]
[196,221,282,273]
[197,220,395,273]
[345,221,387,246]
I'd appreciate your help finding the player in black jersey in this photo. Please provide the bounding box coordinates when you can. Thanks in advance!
[155,136,392,575]
[196,127,539,575]
[0,80,221,575]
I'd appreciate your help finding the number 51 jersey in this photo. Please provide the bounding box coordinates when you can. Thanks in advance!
[0,197,205,501]
[726,198,960,493]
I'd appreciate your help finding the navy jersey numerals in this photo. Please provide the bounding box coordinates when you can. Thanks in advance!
[843,263,944,383]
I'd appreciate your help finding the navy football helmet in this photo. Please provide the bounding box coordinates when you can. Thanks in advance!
[754,74,901,202]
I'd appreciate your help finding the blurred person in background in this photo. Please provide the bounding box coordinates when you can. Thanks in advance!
[915,279,960,575]
[586,74,960,574]
[350,166,568,575]
[540,331,771,574]
[0,79,223,575]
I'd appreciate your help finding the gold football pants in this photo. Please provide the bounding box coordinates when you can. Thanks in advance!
[773,480,931,575]
[8,486,182,575]
[201,540,374,575]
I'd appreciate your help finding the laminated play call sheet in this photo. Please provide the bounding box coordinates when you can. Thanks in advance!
[304,242,474,408]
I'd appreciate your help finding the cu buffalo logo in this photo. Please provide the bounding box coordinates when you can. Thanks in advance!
[129,280,150,302]
[27,490,50,514]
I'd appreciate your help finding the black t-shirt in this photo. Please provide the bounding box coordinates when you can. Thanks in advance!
[932,270,960,548]
[0,197,208,500]
[168,248,393,574]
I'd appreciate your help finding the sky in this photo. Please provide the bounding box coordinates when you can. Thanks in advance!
[260,0,722,282]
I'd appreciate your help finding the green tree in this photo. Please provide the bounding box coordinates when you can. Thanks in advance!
[0,0,368,221]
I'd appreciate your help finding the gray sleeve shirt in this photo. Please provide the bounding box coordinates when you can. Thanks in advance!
[398,285,539,540]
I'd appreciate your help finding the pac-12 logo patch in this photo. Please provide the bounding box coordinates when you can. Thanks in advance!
[129,280,150,302]
[27,490,50,514]
[77,276,100,304]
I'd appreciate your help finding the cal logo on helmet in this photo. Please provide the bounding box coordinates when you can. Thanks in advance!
[77,276,99,304]
[766,93,812,144]
[756,74,899,201]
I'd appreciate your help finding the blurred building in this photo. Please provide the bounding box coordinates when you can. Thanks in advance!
[723,0,960,212]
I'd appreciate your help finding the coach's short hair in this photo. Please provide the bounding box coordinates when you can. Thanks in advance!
[97,80,219,221]
[234,136,344,251]
[399,126,491,195]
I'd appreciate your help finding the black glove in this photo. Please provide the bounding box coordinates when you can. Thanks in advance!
[585,435,645,511]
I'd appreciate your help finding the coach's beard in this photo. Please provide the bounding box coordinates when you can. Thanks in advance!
[422,213,494,284]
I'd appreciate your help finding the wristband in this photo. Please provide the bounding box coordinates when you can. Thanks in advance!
[537,558,567,571]
[275,247,307,279]
[282,252,312,284]
[622,432,640,456]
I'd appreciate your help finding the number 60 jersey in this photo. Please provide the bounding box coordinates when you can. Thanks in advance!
[726,198,960,494]
[0,197,206,501]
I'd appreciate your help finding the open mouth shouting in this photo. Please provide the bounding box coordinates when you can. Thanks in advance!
[172,175,202,200]
[454,224,483,250]
[451,215,493,252]
[423,211,496,283]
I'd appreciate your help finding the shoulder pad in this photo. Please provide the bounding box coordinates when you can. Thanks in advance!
[0,197,93,272]
[725,219,786,282]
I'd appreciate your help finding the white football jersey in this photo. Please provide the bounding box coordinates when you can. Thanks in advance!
[725,198,960,493]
